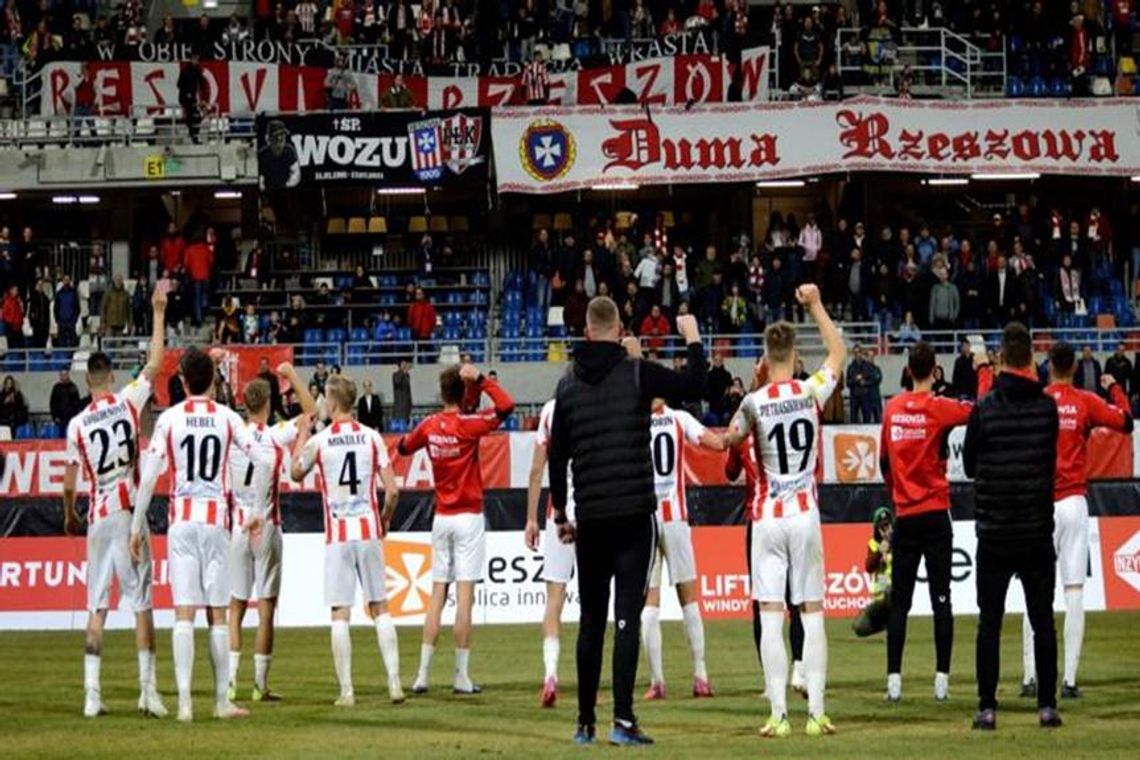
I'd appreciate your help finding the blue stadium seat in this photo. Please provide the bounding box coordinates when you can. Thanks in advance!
[1028,76,1047,97]
[388,418,407,433]
[38,422,61,439]
[499,339,521,362]
[1006,76,1025,97]
[350,327,369,342]
[326,328,347,345]
[525,323,544,339]
[30,353,50,372]
[473,290,488,306]
[14,424,36,440]
[1048,76,1070,97]
[549,325,567,338]
[346,345,366,365]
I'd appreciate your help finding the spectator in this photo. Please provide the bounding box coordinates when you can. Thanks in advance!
[26,277,50,348]
[161,222,186,274]
[794,358,810,381]
[576,249,603,299]
[707,353,732,420]
[931,365,951,397]
[656,263,682,317]
[928,264,960,330]
[694,245,722,292]
[101,274,130,336]
[634,249,660,291]
[530,228,554,313]
[388,0,415,57]
[185,235,213,327]
[799,213,823,280]
[50,369,82,431]
[2,284,24,348]
[522,50,551,104]
[71,62,97,141]
[295,0,319,37]
[357,378,385,430]
[700,271,727,331]
[564,279,589,335]
[381,73,415,109]
[795,14,825,86]
[255,357,286,422]
[1105,343,1132,394]
[952,339,979,399]
[154,14,178,44]
[849,248,870,321]
[764,256,790,323]
[177,52,206,143]
[325,58,358,111]
[407,287,437,341]
[222,14,250,45]
[639,304,672,355]
[168,370,187,407]
[417,234,435,276]
[896,311,922,345]
[238,303,258,344]
[956,258,984,329]
[1076,346,1103,395]
[87,240,106,315]
[130,278,150,337]
[166,279,187,335]
[0,376,29,431]
[847,345,883,423]
[725,376,745,417]
[1054,253,1082,313]
[721,283,749,332]
[985,255,1018,328]
[54,275,79,347]
[311,361,330,394]
[392,359,412,423]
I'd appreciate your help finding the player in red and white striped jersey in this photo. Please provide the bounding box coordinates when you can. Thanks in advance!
[291,374,404,706]
[725,283,845,738]
[1021,342,1133,699]
[398,363,514,695]
[225,363,316,704]
[131,348,274,722]
[63,288,167,720]
[641,400,724,701]
[524,397,576,707]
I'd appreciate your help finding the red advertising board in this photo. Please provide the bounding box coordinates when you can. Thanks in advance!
[1099,516,1140,610]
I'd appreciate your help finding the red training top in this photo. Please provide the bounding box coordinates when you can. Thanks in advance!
[1047,381,1132,501]
[880,366,992,519]
[725,436,760,521]
[398,377,515,515]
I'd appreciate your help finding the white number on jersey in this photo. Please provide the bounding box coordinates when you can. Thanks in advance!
[650,405,706,520]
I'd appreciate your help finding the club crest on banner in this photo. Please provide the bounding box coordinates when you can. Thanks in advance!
[520,119,576,181]
[408,117,444,181]
[440,112,485,175]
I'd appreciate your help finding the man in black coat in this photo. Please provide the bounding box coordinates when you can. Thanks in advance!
[50,369,82,431]
[357,378,384,431]
[951,338,978,399]
[548,298,707,746]
[984,256,1020,328]
[963,322,1062,731]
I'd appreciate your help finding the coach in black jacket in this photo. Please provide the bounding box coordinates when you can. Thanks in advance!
[963,322,1061,731]
[549,297,707,746]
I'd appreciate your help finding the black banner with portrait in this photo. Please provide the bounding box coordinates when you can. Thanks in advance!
[255,109,490,189]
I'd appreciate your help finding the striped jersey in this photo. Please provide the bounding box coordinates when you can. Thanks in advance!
[145,396,259,529]
[536,399,575,522]
[736,367,838,520]
[228,419,297,530]
[649,404,707,523]
[65,376,152,524]
[295,420,390,544]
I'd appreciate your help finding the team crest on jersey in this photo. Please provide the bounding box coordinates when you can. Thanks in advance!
[520,119,576,182]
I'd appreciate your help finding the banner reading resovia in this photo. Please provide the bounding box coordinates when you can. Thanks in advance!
[256,108,489,190]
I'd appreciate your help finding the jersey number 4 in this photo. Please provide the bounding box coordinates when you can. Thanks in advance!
[338,451,360,496]
[767,419,814,475]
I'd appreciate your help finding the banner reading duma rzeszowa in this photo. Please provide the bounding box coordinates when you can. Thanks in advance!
[493,97,1140,193]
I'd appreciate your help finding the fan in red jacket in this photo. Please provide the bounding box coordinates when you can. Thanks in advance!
[879,341,992,703]
[1021,341,1133,698]
[406,286,437,341]
[397,364,514,695]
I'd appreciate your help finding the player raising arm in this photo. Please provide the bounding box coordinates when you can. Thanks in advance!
[130,348,274,722]
[724,283,845,739]
[226,362,316,703]
[63,288,168,719]
[291,374,404,706]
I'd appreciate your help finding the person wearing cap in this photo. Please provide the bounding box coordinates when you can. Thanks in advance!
[852,508,894,638]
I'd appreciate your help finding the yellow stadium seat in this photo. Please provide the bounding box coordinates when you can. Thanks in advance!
[408,216,428,233]
[552,212,573,231]
[347,217,367,234]
[661,211,676,228]
[429,216,449,233]
[533,213,552,230]
[449,215,469,233]
[614,211,634,230]
[547,342,567,362]
[326,217,347,234]
[368,216,388,234]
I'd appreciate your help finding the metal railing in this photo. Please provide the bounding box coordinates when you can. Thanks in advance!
[836,26,1004,98]
[0,108,253,148]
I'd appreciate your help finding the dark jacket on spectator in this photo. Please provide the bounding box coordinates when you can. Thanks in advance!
[963,370,1058,547]
[357,391,384,430]
[952,352,978,398]
[392,368,412,421]
[50,379,82,428]
[54,283,79,328]
[1105,353,1132,394]
[984,267,1020,324]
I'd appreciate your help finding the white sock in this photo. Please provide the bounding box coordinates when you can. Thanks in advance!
[415,643,435,685]
[802,610,828,719]
[208,626,230,706]
[137,650,155,691]
[455,648,472,687]
[681,602,708,681]
[1022,613,1037,684]
[641,605,664,685]
[84,654,101,695]
[229,651,242,687]
[760,611,788,719]
[792,660,805,685]
[172,621,194,702]
[253,654,271,692]
[542,636,560,681]
[331,620,353,696]
[1063,586,1085,686]
[374,614,401,682]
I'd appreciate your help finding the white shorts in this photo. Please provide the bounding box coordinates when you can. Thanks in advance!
[649,517,697,589]
[542,517,576,584]
[432,512,486,583]
[750,509,825,605]
[230,522,284,602]
[325,539,388,608]
[168,521,231,608]
[86,510,152,613]
[1054,495,1090,587]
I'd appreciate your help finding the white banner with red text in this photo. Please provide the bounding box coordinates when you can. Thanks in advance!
[492,98,1140,194]
[2,426,1136,498]
[36,48,769,118]
[3,518,1139,631]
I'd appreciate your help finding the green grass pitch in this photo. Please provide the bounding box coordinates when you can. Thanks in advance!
[3,612,1138,759]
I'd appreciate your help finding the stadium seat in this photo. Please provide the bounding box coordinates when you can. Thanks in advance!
[350,327,369,342]
[449,215,469,233]
[614,211,634,230]
[38,422,61,439]
[1028,76,1047,97]
[428,216,448,234]
[326,218,347,235]
[347,217,367,234]
[533,213,552,230]
[408,216,428,233]
[367,216,388,234]
[346,345,366,365]
[327,328,347,344]
[14,424,36,440]
[661,211,676,228]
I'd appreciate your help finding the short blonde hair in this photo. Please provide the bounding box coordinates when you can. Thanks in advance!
[764,322,797,364]
[243,378,270,414]
[586,296,620,335]
[326,375,357,413]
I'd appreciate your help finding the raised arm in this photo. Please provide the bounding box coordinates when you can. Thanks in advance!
[638,314,708,404]
[1093,375,1134,433]
[140,287,167,382]
[798,284,846,379]
[279,362,316,419]
[290,419,317,482]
